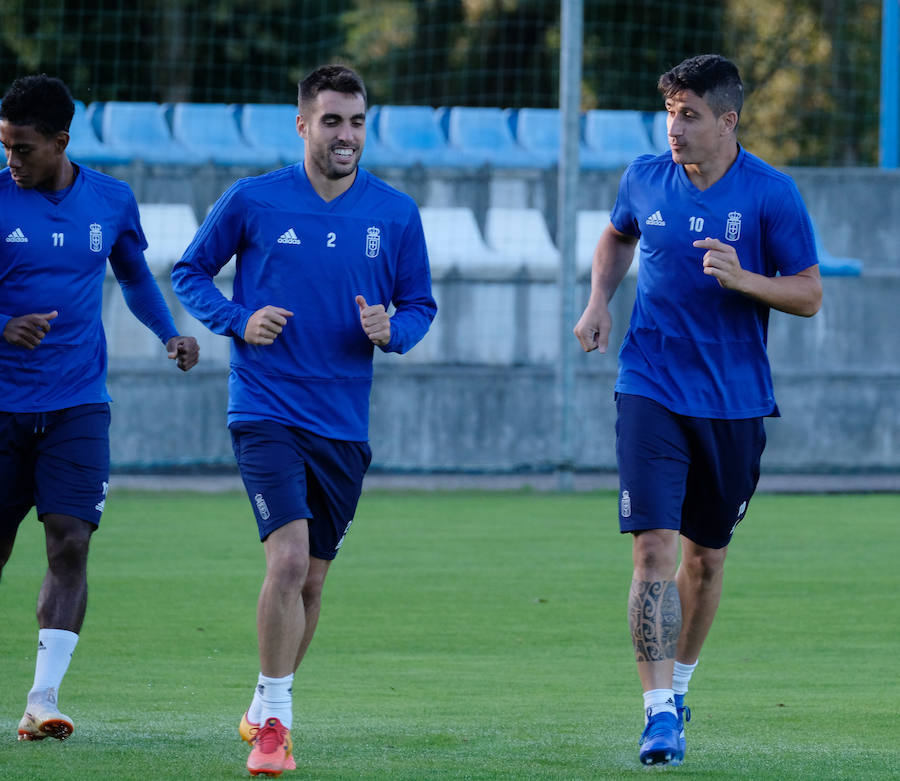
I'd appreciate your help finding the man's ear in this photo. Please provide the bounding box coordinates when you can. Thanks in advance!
[54,130,70,153]
[720,110,738,136]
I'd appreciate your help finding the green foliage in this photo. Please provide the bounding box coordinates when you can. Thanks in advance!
[0,0,356,104]
[726,0,880,165]
[0,0,882,164]
[342,0,559,106]
[1,489,898,779]
[581,0,726,110]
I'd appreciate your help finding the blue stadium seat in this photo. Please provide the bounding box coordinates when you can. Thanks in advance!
[99,102,196,165]
[359,105,404,168]
[581,109,658,169]
[67,100,132,166]
[445,107,546,168]
[377,105,476,167]
[506,108,563,168]
[171,103,280,167]
[814,222,863,276]
[651,110,669,152]
[239,103,303,166]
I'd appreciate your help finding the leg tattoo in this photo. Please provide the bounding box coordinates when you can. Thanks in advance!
[629,580,681,662]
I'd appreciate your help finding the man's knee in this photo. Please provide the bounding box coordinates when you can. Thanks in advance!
[633,529,679,575]
[266,544,311,594]
[0,508,30,575]
[302,558,330,603]
[43,514,93,573]
[681,541,727,584]
[0,536,15,578]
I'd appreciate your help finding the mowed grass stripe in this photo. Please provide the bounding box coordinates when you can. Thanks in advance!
[0,490,897,779]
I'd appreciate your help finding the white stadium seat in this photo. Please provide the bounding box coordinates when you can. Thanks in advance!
[419,206,507,273]
[484,207,560,272]
[138,203,200,274]
[576,210,639,276]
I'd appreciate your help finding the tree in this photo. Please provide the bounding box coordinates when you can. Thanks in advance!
[0,0,881,164]
[341,0,559,107]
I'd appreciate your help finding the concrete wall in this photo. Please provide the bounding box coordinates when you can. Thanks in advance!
[107,273,900,474]
[102,163,900,474]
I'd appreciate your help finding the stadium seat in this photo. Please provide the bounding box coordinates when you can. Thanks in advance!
[239,103,303,166]
[445,107,546,168]
[67,100,132,166]
[419,206,507,273]
[138,203,200,274]
[377,105,477,167]
[171,103,280,167]
[99,102,196,165]
[576,210,607,274]
[238,103,392,168]
[651,110,669,152]
[813,222,863,276]
[359,105,404,168]
[581,109,658,169]
[506,107,564,168]
[575,209,641,276]
[484,207,560,272]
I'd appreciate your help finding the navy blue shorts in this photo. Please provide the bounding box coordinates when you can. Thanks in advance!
[615,393,766,549]
[0,403,111,533]
[230,419,372,557]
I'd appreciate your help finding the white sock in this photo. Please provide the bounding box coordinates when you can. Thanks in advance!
[29,629,78,701]
[257,673,293,730]
[247,674,266,724]
[672,660,698,697]
[643,688,677,722]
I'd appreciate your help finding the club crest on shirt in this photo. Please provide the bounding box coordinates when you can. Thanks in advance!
[725,211,742,242]
[89,222,103,253]
[365,226,381,259]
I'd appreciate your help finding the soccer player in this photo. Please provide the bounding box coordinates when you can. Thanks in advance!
[0,74,199,742]
[171,64,436,777]
[573,55,822,766]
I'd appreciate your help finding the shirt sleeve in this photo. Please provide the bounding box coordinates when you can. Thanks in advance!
[609,159,644,238]
[763,181,820,277]
[380,207,437,355]
[107,197,178,345]
[171,183,254,339]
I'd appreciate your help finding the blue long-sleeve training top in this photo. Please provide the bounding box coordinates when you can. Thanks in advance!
[171,164,437,442]
[0,165,178,412]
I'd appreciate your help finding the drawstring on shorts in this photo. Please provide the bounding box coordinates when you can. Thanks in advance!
[33,412,48,435]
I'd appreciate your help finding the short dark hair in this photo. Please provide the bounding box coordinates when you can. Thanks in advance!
[658,54,743,120]
[298,64,367,111]
[0,74,75,137]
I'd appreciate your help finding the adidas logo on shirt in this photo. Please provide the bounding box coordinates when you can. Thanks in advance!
[645,211,666,227]
[5,227,28,242]
[277,228,301,245]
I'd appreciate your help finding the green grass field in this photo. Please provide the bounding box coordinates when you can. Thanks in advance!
[0,488,897,780]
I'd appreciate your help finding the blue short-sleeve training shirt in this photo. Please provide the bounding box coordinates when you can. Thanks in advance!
[610,147,818,419]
